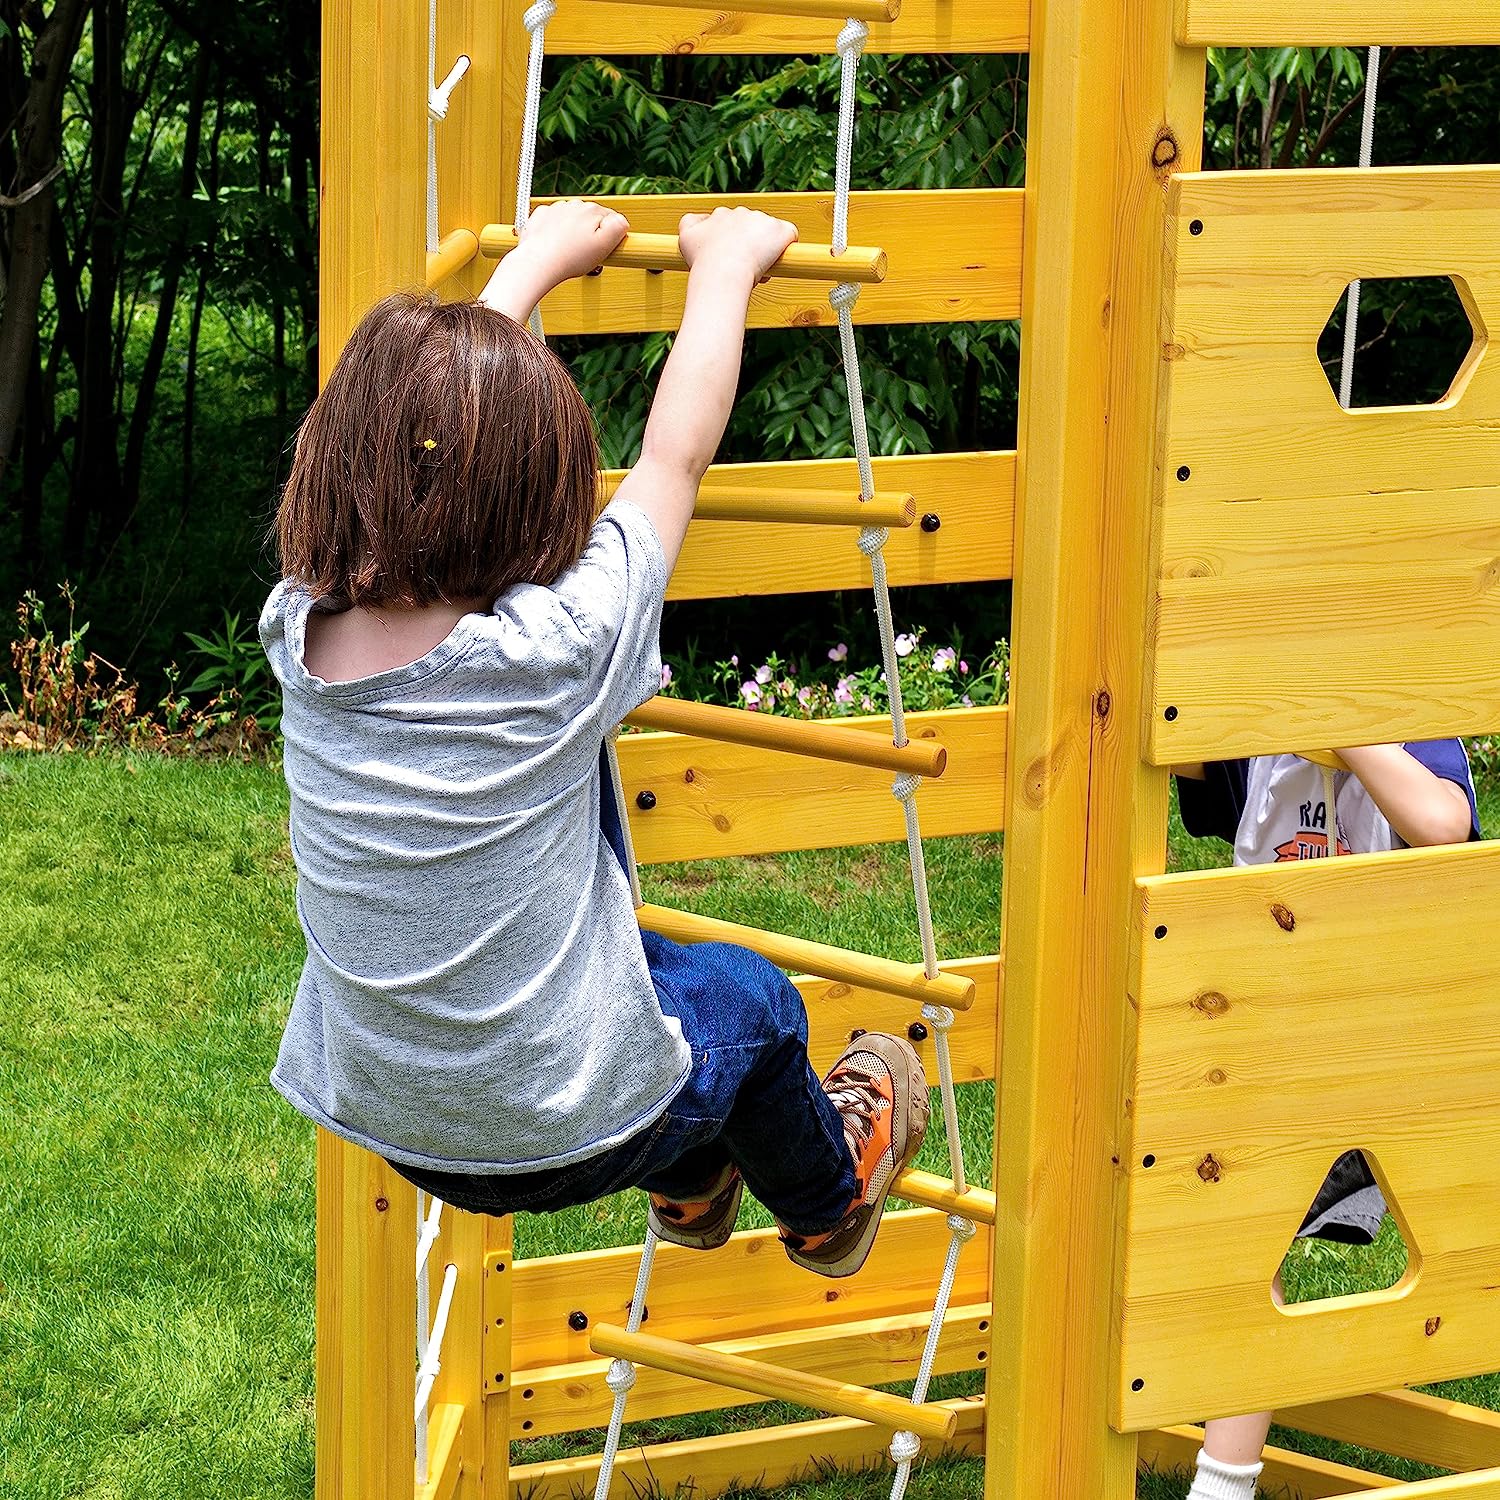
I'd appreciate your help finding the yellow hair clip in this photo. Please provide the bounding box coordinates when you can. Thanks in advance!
[422,438,437,451]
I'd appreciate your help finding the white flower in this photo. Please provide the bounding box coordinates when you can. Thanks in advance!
[755,664,772,686]
[741,681,762,705]
[932,647,957,672]
[828,642,849,662]
[660,664,673,689]
[894,633,916,658]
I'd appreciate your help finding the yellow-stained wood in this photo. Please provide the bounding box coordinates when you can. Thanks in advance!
[1117,840,1500,1430]
[797,956,1000,1081]
[589,1323,959,1440]
[480,1216,514,1500]
[661,452,1015,600]
[1177,0,1500,46]
[504,191,1021,332]
[503,1210,990,1372]
[1139,1425,1403,1496]
[315,1137,416,1500]
[590,0,900,20]
[481,224,888,284]
[890,1168,996,1224]
[992,1,1205,1498]
[680,487,918,528]
[507,1397,985,1500]
[426,229,480,289]
[431,1207,486,1500]
[618,706,1003,863]
[624,697,947,778]
[1325,1475,1500,1500]
[547,1,1027,53]
[510,1303,989,1436]
[1281,1390,1500,1476]
[639,902,977,1009]
[1146,166,1500,761]
[418,1404,465,1500]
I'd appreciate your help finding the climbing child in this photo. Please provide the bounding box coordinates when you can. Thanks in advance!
[259,199,929,1278]
[1175,741,1479,1499]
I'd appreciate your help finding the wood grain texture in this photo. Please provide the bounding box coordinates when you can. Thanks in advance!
[618,707,1004,863]
[480,1217,514,1500]
[658,451,1014,600]
[430,1208,486,1500]
[1280,1390,1500,1476]
[546,1,1028,53]
[510,1303,990,1435]
[510,190,1021,332]
[990,0,1204,1495]
[506,1398,985,1500]
[1178,0,1500,47]
[504,1210,990,1372]
[1139,1424,1404,1496]
[1117,841,1500,1430]
[1324,1474,1500,1500]
[1146,167,1500,761]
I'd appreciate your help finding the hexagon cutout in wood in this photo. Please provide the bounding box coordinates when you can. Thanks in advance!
[1317,274,1485,409]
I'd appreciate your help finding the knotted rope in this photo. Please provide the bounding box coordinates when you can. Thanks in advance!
[425,0,470,255]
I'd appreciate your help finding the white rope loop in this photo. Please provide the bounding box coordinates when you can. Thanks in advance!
[425,0,470,254]
[593,1230,661,1500]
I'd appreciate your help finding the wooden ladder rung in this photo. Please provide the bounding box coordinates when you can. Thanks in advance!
[480,225,887,285]
[425,229,479,289]
[625,696,946,778]
[890,1168,995,1225]
[637,904,976,1011]
[694,488,917,529]
[588,0,901,21]
[589,1323,957,1441]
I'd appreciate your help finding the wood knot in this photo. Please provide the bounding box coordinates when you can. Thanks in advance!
[683,768,696,783]
[1162,341,1187,362]
[1196,1153,1223,1183]
[713,813,731,832]
[374,1196,389,1212]
[1095,689,1112,719]
[1425,1316,1442,1337]
[1270,903,1296,932]
[1191,990,1230,1018]
[1152,131,1180,170]
[826,982,852,999]
[1206,1068,1227,1085]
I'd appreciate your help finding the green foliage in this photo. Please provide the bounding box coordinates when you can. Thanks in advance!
[184,608,281,732]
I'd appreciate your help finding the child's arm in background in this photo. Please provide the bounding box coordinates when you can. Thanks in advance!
[478,199,630,323]
[1336,743,1475,847]
[613,207,799,571]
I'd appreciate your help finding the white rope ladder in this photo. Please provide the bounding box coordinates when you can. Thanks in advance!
[426,0,471,257]
[505,10,976,1496]
[414,1190,458,1486]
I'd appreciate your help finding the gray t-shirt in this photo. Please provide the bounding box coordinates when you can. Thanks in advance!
[260,499,692,1172]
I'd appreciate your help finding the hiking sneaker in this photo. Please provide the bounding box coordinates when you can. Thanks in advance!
[779,1033,929,1279]
[647,1165,743,1251]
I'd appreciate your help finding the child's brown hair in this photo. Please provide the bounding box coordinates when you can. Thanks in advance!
[278,293,599,606]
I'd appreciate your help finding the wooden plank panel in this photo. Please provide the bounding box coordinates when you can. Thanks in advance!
[1145,167,1500,762]
[797,955,1001,1082]
[546,1,1029,54]
[1281,1391,1500,1476]
[1116,841,1500,1431]
[509,1303,990,1436]
[661,452,1014,600]
[1140,1424,1404,1496]
[520,190,1022,332]
[504,1210,991,1370]
[1178,0,1500,47]
[507,1397,986,1500]
[1326,1475,1500,1500]
[619,706,1006,862]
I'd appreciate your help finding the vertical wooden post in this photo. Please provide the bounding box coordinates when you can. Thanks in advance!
[316,3,427,1499]
[988,0,1205,1494]
[481,1217,515,1500]
[431,1207,488,1499]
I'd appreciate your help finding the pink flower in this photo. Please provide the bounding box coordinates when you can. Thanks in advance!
[834,676,854,706]
[755,664,772,686]
[828,642,849,662]
[932,647,957,672]
[730,654,739,667]
[741,681,762,705]
[797,686,813,707]
[961,694,973,707]
[861,694,875,711]
[959,659,969,675]
[894,633,916,658]
[660,664,673,689]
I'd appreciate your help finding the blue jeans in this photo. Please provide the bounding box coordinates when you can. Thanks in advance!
[388,752,857,1234]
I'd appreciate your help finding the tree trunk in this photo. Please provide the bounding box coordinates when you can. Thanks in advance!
[182,82,225,513]
[0,0,92,479]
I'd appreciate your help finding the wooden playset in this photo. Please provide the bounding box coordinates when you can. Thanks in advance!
[316,1,1500,1496]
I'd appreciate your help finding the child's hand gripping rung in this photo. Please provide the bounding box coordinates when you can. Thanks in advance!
[480,225,887,285]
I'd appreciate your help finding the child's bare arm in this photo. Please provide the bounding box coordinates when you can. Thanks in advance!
[614,207,799,572]
[477,199,629,323]
[1335,743,1474,846]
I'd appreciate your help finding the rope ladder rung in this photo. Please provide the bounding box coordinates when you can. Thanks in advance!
[480,225,888,285]
[588,1323,958,1441]
[624,695,946,777]
[425,229,480,289]
[889,1168,994,1226]
[586,0,901,21]
[637,903,975,1010]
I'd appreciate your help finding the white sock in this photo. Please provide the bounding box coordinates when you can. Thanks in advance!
[1185,1450,1263,1500]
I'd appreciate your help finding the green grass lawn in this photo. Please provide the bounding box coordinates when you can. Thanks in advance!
[2,753,1496,1500]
